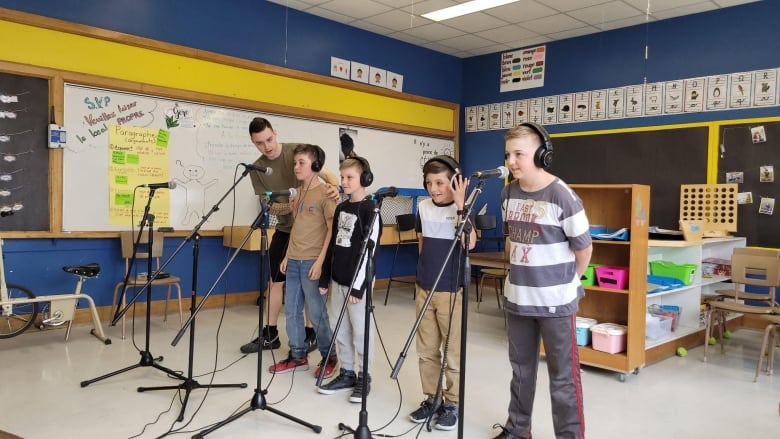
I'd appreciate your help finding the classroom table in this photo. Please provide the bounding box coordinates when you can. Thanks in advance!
[469,251,507,269]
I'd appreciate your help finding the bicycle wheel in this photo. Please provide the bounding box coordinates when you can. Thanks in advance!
[0,284,38,338]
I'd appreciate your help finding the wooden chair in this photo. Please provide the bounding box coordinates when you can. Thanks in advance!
[704,252,780,362]
[383,213,418,305]
[755,314,780,382]
[475,238,510,313]
[111,230,183,339]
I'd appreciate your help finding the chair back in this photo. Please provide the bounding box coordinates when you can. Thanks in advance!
[119,230,165,272]
[475,215,496,232]
[395,213,418,243]
[730,253,780,302]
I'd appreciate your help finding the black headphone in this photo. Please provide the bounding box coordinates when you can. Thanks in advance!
[310,144,325,172]
[423,155,461,188]
[519,122,554,168]
[350,156,374,187]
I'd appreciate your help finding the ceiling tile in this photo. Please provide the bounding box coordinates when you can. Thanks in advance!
[441,12,510,33]
[541,0,616,12]
[373,0,417,7]
[469,43,513,56]
[519,13,588,34]
[362,9,431,30]
[388,32,430,46]
[401,0,461,16]
[504,35,552,50]
[651,3,721,20]
[567,1,645,26]
[266,0,323,10]
[306,6,356,23]
[713,0,760,6]
[547,25,602,41]
[623,0,714,12]
[438,33,497,51]
[316,0,393,19]
[401,22,465,41]
[349,20,396,35]
[475,24,539,44]
[484,1,558,22]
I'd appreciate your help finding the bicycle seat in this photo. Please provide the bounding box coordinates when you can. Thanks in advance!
[63,263,101,277]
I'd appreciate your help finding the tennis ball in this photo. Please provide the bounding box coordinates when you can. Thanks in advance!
[724,330,732,339]
[708,336,717,345]
[676,347,688,357]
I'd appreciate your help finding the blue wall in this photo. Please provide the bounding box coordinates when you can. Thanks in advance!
[0,0,778,305]
[460,1,780,224]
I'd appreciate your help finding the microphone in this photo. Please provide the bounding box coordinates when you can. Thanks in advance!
[138,181,177,189]
[265,188,297,199]
[241,163,273,175]
[367,186,398,200]
[472,166,509,179]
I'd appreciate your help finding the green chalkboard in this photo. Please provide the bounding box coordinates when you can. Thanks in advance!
[549,126,710,230]
[0,71,49,231]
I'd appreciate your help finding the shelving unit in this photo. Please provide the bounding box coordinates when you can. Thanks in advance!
[570,184,650,381]
[646,236,745,361]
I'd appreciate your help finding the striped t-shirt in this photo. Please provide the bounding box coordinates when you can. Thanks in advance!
[500,179,591,317]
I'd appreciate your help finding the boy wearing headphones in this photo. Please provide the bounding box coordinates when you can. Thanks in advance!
[408,156,476,431]
[269,144,338,378]
[317,157,380,403]
[493,124,592,439]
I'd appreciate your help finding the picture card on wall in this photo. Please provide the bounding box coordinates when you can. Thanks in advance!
[331,57,350,80]
[752,69,777,106]
[625,85,643,117]
[501,101,515,128]
[706,74,728,110]
[528,98,543,124]
[684,78,705,112]
[369,67,386,87]
[543,96,558,124]
[574,92,590,122]
[515,100,529,124]
[465,106,477,132]
[489,103,502,130]
[729,71,752,108]
[477,105,489,131]
[644,82,663,116]
[351,61,369,83]
[664,80,683,114]
[607,87,625,119]
[387,71,403,91]
[558,94,573,123]
[590,89,607,120]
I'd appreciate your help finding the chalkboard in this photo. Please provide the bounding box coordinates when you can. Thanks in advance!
[718,120,780,247]
[549,126,709,230]
[0,71,50,231]
[63,84,454,231]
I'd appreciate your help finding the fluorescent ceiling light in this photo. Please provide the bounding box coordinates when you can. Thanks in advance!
[422,0,522,22]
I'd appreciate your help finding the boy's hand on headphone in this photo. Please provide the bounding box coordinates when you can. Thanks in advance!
[452,175,469,209]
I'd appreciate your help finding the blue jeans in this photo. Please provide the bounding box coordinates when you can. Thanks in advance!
[285,259,333,358]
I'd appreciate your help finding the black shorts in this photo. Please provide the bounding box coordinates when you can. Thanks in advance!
[269,230,290,283]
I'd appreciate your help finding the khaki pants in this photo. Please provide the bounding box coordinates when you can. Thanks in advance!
[415,285,462,404]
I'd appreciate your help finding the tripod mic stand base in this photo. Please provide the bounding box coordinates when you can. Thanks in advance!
[80,350,184,388]
[339,422,372,439]
[193,388,322,438]
[138,378,247,422]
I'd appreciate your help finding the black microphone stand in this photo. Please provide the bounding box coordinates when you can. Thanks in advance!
[316,197,383,439]
[81,188,187,388]
[184,198,321,438]
[390,179,485,439]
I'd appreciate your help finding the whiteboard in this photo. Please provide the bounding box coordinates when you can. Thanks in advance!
[63,84,454,231]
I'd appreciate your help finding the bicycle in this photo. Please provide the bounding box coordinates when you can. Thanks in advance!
[0,237,111,344]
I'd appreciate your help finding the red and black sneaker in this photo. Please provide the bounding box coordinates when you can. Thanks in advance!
[268,354,308,374]
[314,355,338,379]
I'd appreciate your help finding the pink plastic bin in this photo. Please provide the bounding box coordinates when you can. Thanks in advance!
[590,323,627,354]
[595,266,629,290]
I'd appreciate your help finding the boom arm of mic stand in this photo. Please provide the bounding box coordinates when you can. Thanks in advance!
[171,200,270,347]
[390,180,484,380]
[112,167,255,326]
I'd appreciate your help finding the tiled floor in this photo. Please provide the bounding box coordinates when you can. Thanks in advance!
[1,289,779,438]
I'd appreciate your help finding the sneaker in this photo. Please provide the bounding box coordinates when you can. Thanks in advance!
[349,372,371,403]
[268,354,308,374]
[240,331,281,353]
[409,398,437,423]
[491,424,527,439]
[304,331,317,354]
[314,355,338,379]
[434,403,458,431]
[317,369,356,395]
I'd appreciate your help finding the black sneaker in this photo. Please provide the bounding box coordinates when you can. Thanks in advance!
[304,331,317,354]
[491,424,525,439]
[434,402,458,431]
[349,372,371,403]
[240,329,280,353]
[317,369,356,395]
[409,398,436,423]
